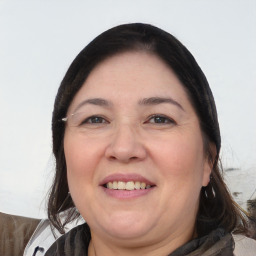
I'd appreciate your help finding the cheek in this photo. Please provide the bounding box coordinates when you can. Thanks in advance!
[157,138,203,170]
[64,133,103,172]
[64,135,103,216]
[64,134,102,193]
[148,133,206,228]
[150,131,206,186]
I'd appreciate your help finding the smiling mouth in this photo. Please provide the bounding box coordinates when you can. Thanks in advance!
[103,181,155,190]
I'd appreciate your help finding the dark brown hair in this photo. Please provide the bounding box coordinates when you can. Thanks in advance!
[48,23,249,235]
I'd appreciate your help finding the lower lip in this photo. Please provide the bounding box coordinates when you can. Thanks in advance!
[101,186,155,199]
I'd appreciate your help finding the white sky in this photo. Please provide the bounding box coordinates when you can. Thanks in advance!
[0,0,255,218]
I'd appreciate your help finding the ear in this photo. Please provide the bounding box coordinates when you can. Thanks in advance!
[202,143,217,187]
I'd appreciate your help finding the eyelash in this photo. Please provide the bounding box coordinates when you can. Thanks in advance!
[80,114,176,126]
[146,114,176,125]
[81,115,109,125]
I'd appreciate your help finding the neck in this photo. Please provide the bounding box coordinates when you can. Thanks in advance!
[88,228,195,256]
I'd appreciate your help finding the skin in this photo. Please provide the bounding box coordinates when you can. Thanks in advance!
[64,51,212,256]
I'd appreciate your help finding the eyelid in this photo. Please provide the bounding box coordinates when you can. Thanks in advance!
[79,114,110,125]
[71,112,176,127]
[145,114,177,124]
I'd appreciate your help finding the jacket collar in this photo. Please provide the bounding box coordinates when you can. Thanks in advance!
[45,224,234,256]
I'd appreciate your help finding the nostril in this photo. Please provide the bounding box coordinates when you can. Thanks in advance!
[109,156,117,161]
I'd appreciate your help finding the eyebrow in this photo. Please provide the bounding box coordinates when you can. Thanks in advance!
[139,97,184,111]
[74,98,111,112]
[74,96,184,112]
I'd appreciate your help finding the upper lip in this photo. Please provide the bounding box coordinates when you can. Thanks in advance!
[100,173,155,186]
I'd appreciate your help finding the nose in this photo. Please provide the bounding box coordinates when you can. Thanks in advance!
[105,124,147,163]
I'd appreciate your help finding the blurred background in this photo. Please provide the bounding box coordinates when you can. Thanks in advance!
[0,0,255,218]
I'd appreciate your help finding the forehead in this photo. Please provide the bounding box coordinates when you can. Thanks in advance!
[68,51,192,112]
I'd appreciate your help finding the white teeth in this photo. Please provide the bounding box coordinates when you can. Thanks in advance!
[125,181,135,190]
[112,181,118,189]
[105,181,152,190]
[140,182,146,189]
[117,181,126,190]
[134,181,141,190]
[107,182,113,189]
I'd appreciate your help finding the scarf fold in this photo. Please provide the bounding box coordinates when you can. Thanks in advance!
[45,223,234,256]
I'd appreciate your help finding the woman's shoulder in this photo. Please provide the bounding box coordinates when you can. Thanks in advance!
[233,234,256,256]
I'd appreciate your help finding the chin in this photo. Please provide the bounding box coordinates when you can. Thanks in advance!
[100,211,153,240]
[104,225,150,241]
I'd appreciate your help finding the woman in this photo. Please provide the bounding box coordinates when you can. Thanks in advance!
[43,23,254,255]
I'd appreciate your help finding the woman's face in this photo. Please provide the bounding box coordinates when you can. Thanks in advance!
[64,51,211,245]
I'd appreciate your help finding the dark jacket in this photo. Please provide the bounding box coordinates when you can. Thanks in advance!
[0,212,40,256]
[45,223,235,256]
